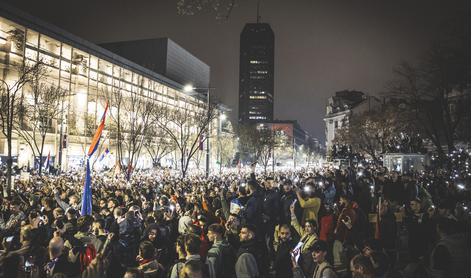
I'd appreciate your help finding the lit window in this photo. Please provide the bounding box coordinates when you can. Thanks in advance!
[249,95,267,100]
[249,116,267,120]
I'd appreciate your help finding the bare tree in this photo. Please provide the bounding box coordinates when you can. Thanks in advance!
[143,126,176,168]
[216,133,236,172]
[272,128,292,169]
[154,98,217,177]
[388,60,471,161]
[258,129,274,174]
[177,0,238,20]
[333,102,416,161]
[387,16,471,161]
[106,86,125,168]
[122,87,155,175]
[238,124,275,173]
[0,61,44,196]
[106,77,156,176]
[15,80,67,176]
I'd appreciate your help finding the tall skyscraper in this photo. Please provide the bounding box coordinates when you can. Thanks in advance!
[238,20,274,124]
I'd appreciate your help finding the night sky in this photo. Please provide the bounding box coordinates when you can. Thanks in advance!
[3,0,471,143]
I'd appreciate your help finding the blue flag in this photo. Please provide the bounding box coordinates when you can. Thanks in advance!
[99,147,110,162]
[80,103,108,216]
[81,159,92,215]
[43,151,50,172]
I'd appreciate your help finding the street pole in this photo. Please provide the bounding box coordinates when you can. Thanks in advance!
[217,113,221,174]
[58,98,65,173]
[206,89,210,178]
[184,85,213,178]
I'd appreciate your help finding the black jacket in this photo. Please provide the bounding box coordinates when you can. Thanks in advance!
[50,254,80,277]
[244,190,264,228]
[236,239,267,277]
[280,191,296,225]
[274,239,296,278]
[263,189,281,223]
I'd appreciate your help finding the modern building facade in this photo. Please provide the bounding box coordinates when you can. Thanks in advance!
[324,90,381,154]
[0,3,220,172]
[238,22,274,124]
[100,38,210,90]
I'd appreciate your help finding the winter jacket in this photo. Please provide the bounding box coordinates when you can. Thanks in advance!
[138,259,164,278]
[297,196,321,225]
[274,239,296,278]
[235,239,261,278]
[263,189,281,223]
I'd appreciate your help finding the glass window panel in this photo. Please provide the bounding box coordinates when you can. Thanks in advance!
[61,44,71,60]
[98,59,112,75]
[25,47,37,61]
[113,65,120,77]
[26,29,38,47]
[39,34,60,56]
[59,78,69,91]
[71,49,88,76]
[89,56,98,70]
[90,69,97,80]
[123,70,131,82]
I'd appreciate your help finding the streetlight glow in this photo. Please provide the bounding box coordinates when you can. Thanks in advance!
[183,84,194,93]
[220,113,227,121]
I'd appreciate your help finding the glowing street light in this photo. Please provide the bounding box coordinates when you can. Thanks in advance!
[184,84,213,178]
[183,84,194,93]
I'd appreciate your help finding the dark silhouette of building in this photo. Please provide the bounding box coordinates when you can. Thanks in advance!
[100,38,210,89]
[238,21,274,124]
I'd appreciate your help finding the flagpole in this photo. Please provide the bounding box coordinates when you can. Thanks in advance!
[80,102,108,216]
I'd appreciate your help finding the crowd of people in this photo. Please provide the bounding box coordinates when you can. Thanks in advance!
[0,154,470,278]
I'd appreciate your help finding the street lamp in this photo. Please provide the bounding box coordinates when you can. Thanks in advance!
[184,85,213,178]
[219,113,227,121]
[217,112,227,173]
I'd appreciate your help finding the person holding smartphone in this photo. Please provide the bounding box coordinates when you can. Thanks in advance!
[274,224,296,278]
[290,201,318,276]
[292,240,338,278]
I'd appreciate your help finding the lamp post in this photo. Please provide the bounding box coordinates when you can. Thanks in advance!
[184,85,213,178]
[218,113,227,173]
[57,93,74,173]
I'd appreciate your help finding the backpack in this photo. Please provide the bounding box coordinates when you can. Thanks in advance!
[208,242,236,278]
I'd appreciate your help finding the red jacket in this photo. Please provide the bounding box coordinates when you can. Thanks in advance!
[319,214,334,241]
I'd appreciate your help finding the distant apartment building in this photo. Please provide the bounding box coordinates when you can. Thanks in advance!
[324,90,381,153]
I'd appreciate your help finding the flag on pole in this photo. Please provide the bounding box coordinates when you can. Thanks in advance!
[43,151,51,171]
[81,103,108,216]
[81,159,92,216]
[87,103,109,157]
[199,135,204,151]
[98,147,110,162]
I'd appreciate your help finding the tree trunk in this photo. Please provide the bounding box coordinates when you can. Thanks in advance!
[5,130,13,197]
[38,134,45,176]
[181,150,186,178]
